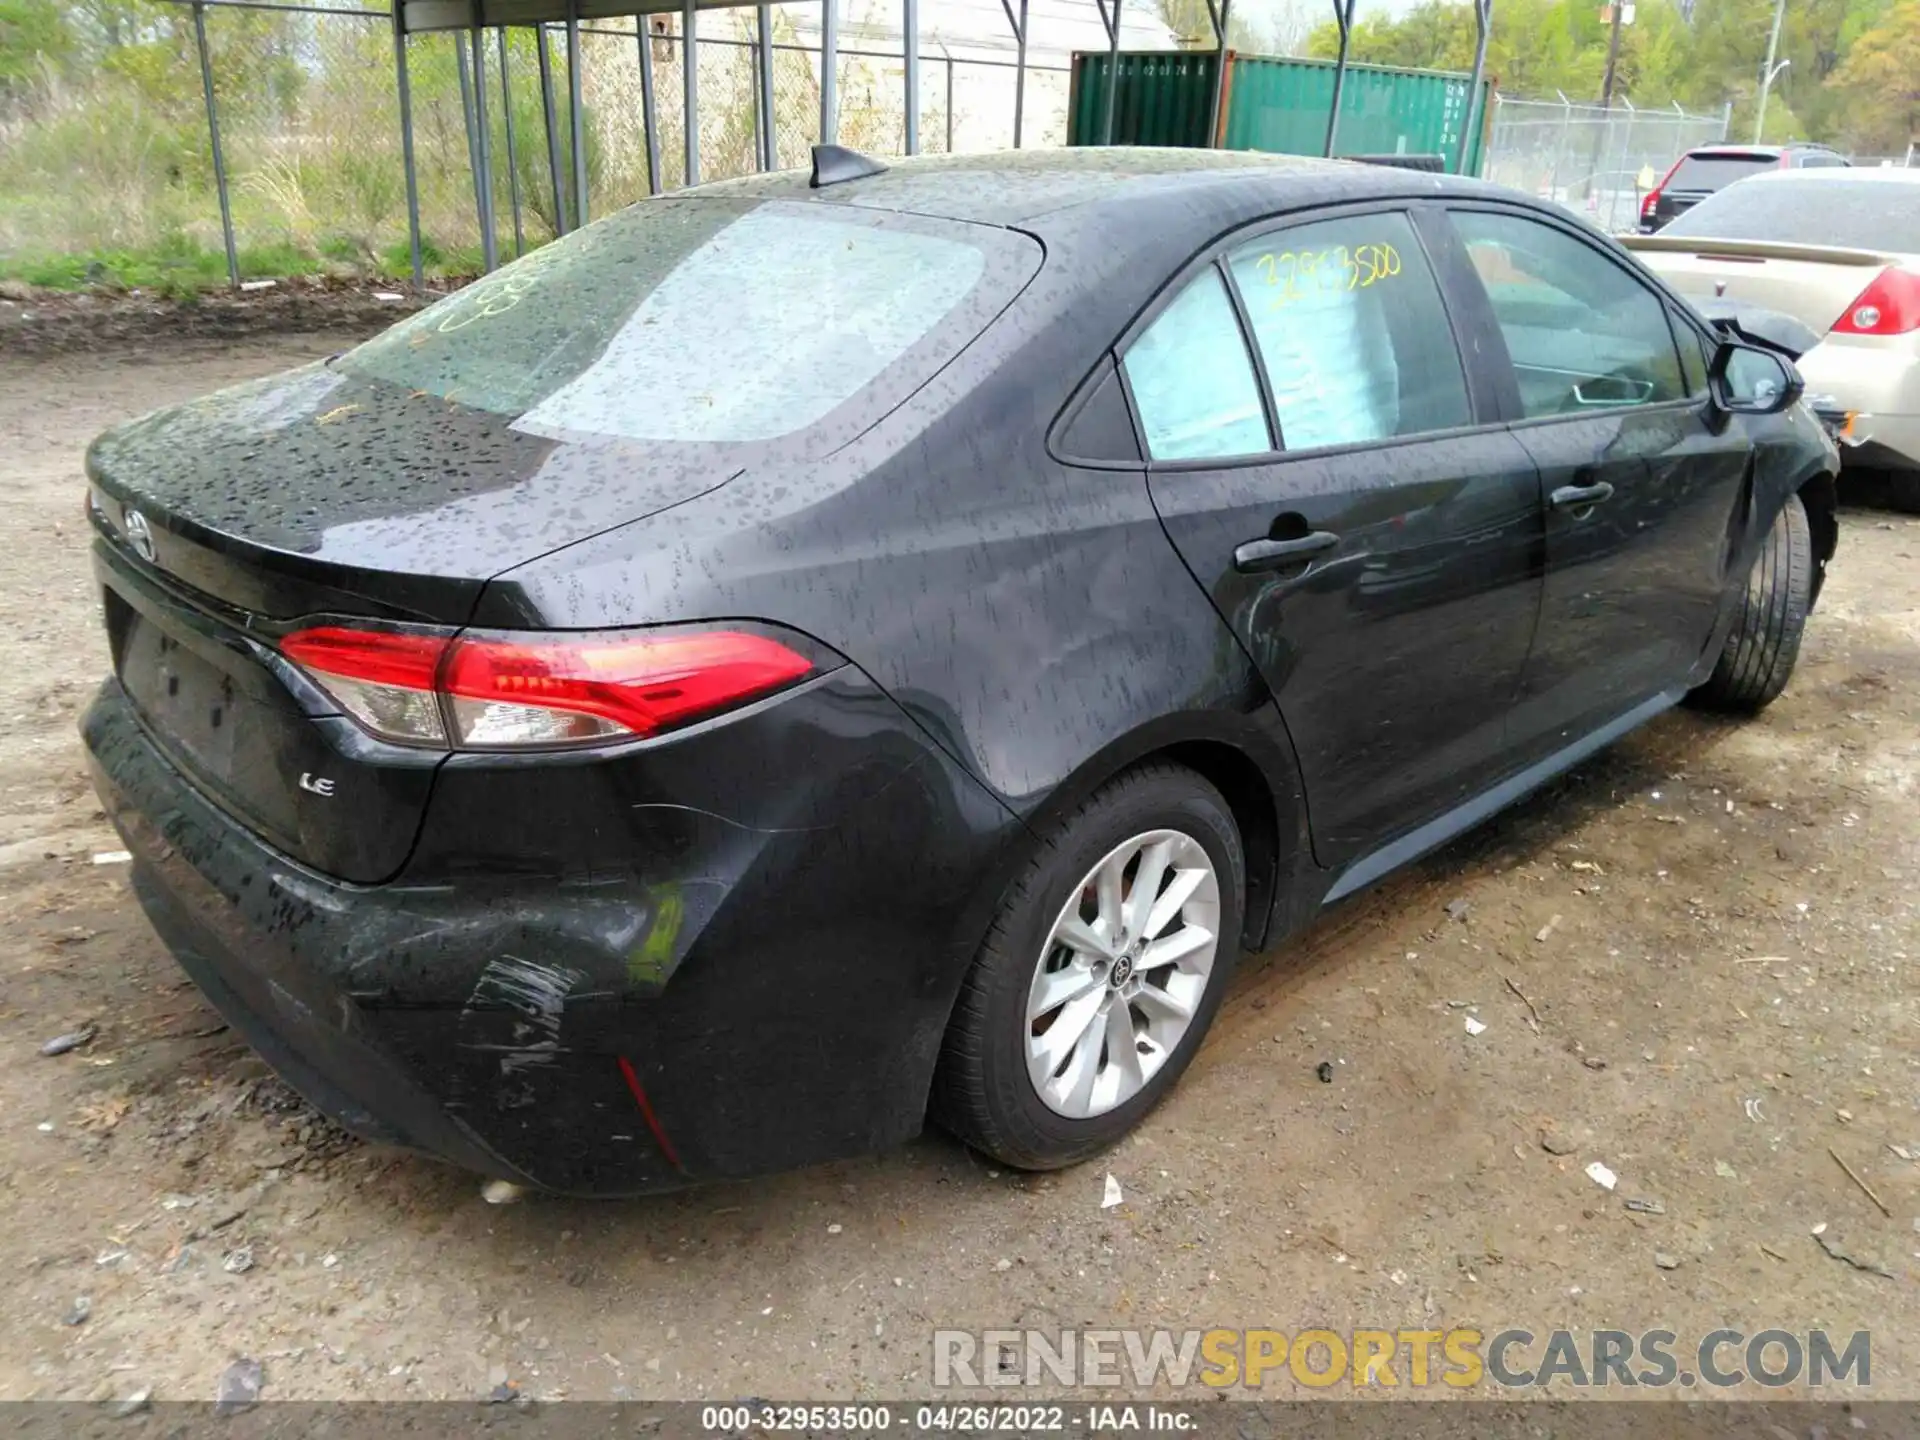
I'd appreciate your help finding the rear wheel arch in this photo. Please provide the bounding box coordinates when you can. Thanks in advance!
[1794,469,1838,609]
[997,718,1305,955]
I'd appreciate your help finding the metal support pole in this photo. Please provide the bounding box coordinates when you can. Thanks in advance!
[391,11,424,286]
[755,3,775,169]
[537,24,568,233]
[471,26,499,273]
[639,20,663,192]
[945,53,954,152]
[1753,0,1786,144]
[1599,0,1624,108]
[1456,0,1491,175]
[1324,0,1354,158]
[455,34,485,252]
[1207,0,1230,147]
[1099,0,1121,145]
[499,28,525,257]
[567,2,588,227]
[682,0,699,185]
[999,0,1029,148]
[821,0,839,146]
[191,1,240,287]
[903,0,919,154]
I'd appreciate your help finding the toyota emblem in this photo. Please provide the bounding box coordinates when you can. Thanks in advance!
[123,509,157,564]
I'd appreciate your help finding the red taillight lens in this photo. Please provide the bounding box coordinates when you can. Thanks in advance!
[1832,267,1920,336]
[442,630,815,748]
[1640,189,1660,220]
[279,624,817,750]
[282,627,451,745]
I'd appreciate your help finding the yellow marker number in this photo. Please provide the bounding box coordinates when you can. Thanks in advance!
[1252,241,1401,309]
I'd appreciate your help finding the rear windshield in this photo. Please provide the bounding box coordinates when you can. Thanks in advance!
[1661,177,1920,251]
[1667,154,1778,191]
[339,199,1027,445]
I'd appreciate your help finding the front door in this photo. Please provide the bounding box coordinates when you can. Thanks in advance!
[1442,206,1754,752]
[1128,206,1544,868]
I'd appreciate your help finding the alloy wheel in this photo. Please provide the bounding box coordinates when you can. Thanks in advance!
[1024,828,1221,1119]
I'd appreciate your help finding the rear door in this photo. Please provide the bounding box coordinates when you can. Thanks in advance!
[1441,205,1753,753]
[1133,206,1544,867]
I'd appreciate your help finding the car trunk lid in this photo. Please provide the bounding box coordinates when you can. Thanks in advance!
[86,363,738,882]
[1623,236,1897,333]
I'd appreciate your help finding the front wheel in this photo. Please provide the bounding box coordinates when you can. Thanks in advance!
[931,765,1244,1171]
[1690,492,1812,713]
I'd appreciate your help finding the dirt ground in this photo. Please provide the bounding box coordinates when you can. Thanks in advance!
[1,336,1916,1408]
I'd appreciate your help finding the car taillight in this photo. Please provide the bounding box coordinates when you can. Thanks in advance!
[1832,267,1920,336]
[1640,188,1661,220]
[281,624,818,750]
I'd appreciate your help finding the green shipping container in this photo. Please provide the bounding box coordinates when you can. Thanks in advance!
[1067,50,1490,176]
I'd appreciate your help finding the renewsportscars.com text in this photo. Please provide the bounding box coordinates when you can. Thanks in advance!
[931,1327,1871,1390]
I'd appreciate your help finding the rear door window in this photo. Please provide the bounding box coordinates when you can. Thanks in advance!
[338,199,1034,447]
[1668,154,1778,190]
[1121,269,1273,462]
[1224,210,1472,451]
[1451,209,1687,418]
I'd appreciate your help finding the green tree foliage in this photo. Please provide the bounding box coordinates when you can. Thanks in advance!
[1826,0,1920,151]
[1300,0,1905,146]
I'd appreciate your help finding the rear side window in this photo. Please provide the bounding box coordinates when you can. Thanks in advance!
[339,199,1021,445]
[1452,210,1686,418]
[1122,269,1272,462]
[1669,154,1777,190]
[1225,211,1471,451]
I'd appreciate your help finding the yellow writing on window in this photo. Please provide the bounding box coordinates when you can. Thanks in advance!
[1251,242,1402,309]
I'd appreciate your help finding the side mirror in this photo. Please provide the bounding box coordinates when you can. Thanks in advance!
[1710,341,1805,415]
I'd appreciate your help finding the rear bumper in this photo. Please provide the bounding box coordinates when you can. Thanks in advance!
[85,669,1022,1196]
[1797,339,1920,470]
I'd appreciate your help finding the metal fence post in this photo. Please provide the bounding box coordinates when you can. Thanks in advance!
[904,0,919,155]
[755,4,776,169]
[683,0,700,185]
[1099,0,1122,146]
[1456,0,1491,175]
[1001,0,1028,149]
[567,1,588,226]
[191,0,240,287]
[455,32,485,253]
[471,26,499,272]
[391,8,425,286]
[821,0,839,146]
[945,52,954,152]
[639,20,663,192]
[499,28,525,257]
[1325,0,1355,157]
[537,24,568,233]
[1208,0,1231,148]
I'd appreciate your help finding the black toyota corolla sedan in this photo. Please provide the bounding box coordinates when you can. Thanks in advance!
[82,147,1839,1196]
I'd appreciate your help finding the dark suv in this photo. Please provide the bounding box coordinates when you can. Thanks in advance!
[1640,143,1849,233]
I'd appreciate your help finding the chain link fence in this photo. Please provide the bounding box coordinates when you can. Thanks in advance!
[0,0,1072,285]
[1480,95,1732,234]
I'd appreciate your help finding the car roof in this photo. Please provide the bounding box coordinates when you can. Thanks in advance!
[1730,166,1920,185]
[687,146,1504,228]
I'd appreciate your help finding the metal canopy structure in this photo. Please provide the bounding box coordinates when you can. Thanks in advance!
[349,0,1495,289]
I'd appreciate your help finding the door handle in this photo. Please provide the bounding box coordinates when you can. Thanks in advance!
[1550,481,1615,512]
[1233,530,1339,573]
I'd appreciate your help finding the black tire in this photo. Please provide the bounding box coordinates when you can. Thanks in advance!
[931,765,1244,1171]
[1690,493,1812,713]
[1887,471,1920,515]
